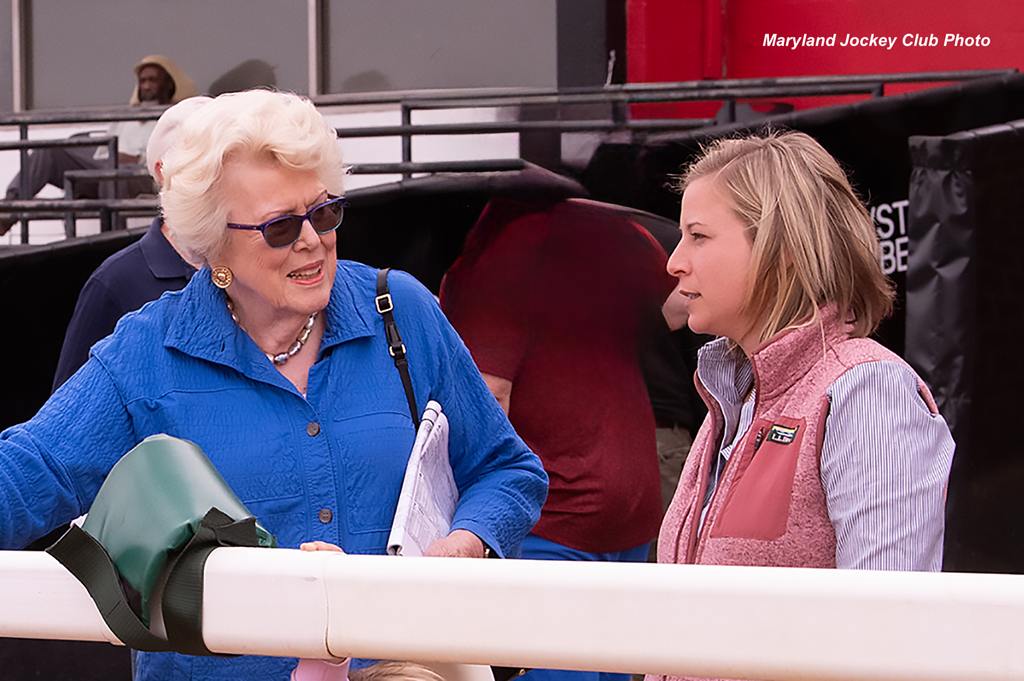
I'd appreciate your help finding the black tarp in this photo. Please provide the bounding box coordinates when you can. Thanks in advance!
[0,164,585,433]
[907,120,1024,574]
[0,229,144,431]
[582,73,1024,356]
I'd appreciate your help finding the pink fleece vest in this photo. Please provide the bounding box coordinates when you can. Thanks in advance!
[652,309,938,681]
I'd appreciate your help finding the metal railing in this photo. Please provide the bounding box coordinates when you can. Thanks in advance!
[335,119,714,139]
[316,69,1016,176]
[61,168,160,236]
[53,160,532,237]
[62,167,154,195]
[0,136,121,243]
[0,135,118,155]
[333,82,887,179]
[0,108,166,243]
[0,107,166,238]
[2,548,1024,680]
[311,69,1017,108]
[0,107,167,127]
[0,68,1016,244]
[397,82,885,111]
[0,198,158,237]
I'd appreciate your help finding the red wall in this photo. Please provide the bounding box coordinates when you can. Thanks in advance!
[628,0,1024,118]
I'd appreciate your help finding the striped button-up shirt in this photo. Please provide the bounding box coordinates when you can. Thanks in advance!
[698,358,954,571]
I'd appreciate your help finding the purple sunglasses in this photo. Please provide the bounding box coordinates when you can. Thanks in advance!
[227,195,347,248]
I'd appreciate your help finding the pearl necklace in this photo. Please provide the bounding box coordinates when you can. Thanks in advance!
[226,299,317,366]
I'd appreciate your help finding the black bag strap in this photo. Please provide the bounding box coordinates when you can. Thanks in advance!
[376,268,419,426]
[160,509,261,655]
[46,524,173,652]
[46,507,260,656]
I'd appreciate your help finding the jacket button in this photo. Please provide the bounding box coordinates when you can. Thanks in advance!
[306,421,321,437]
[318,508,333,524]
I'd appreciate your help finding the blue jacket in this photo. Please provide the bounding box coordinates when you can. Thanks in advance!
[0,261,548,681]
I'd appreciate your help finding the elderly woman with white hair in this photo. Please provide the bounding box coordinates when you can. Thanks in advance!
[0,89,548,681]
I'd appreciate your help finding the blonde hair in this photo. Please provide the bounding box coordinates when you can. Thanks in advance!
[350,662,446,681]
[679,130,894,341]
[160,89,345,263]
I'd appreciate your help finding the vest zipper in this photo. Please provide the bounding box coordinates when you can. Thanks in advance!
[753,427,766,453]
[681,380,722,564]
[689,359,763,563]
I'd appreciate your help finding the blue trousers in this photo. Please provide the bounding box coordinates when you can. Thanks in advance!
[519,534,651,681]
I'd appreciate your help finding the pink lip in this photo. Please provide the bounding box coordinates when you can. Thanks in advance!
[679,289,700,298]
[287,260,325,286]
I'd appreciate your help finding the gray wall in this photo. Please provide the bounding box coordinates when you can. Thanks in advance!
[27,0,307,109]
[325,0,559,93]
[3,0,611,110]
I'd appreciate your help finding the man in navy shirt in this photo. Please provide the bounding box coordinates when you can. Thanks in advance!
[51,217,195,388]
[52,97,210,389]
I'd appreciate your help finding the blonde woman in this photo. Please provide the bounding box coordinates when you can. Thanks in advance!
[656,131,954,670]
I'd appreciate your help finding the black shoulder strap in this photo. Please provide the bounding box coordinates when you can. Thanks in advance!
[376,268,419,426]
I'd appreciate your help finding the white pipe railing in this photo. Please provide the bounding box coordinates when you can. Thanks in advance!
[1,548,1023,681]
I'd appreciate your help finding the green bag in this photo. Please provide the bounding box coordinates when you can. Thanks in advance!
[46,434,275,655]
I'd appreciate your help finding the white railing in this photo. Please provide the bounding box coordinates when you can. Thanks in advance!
[1,548,1022,681]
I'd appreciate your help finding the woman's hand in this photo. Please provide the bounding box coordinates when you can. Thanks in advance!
[300,540,345,553]
[424,529,487,558]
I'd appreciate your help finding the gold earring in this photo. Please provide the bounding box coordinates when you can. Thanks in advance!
[211,265,233,289]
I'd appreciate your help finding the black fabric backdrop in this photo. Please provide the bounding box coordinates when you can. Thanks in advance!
[907,120,1024,573]
[0,164,585,433]
[0,229,144,430]
[582,73,1024,356]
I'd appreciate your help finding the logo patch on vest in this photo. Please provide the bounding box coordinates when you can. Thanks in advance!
[767,424,799,445]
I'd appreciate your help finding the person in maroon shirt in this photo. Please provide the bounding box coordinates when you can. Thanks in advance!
[441,196,673,681]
